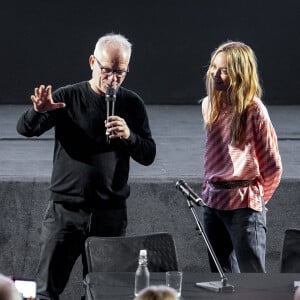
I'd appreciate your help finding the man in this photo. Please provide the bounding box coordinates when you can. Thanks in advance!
[17,33,156,300]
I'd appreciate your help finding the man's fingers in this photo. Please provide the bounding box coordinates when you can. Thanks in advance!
[105,116,129,139]
[38,85,45,97]
[52,103,66,110]
[31,95,36,103]
[34,88,39,98]
[45,85,52,97]
[34,85,50,98]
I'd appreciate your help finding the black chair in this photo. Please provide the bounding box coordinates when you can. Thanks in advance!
[84,232,179,273]
[280,228,300,273]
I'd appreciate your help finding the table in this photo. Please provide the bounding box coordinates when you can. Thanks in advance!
[84,272,299,300]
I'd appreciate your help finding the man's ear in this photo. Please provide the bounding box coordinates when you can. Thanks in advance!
[89,55,95,71]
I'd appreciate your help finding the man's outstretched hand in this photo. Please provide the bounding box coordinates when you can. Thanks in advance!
[31,85,66,112]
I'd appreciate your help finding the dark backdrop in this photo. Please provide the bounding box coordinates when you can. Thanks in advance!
[1,0,299,105]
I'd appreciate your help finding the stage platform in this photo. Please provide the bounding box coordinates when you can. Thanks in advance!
[1,104,300,180]
[0,104,299,300]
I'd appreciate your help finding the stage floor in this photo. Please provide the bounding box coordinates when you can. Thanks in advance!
[0,104,299,181]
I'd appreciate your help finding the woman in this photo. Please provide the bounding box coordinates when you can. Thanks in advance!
[201,41,282,273]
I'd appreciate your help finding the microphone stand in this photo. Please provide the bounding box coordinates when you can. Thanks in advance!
[177,185,234,293]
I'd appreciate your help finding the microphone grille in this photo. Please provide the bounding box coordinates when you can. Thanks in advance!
[176,179,186,188]
[106,87,116,96]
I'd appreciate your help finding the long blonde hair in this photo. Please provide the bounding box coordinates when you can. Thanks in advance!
[205,41,262,145]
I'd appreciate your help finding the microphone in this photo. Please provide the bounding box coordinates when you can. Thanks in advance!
[176,179,205,206]
[105,87,116,143]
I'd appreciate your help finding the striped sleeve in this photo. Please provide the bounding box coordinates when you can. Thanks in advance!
[253,104,282,202]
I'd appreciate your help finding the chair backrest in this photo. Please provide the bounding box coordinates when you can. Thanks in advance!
[85,232,179,273]
[280,228,300,272]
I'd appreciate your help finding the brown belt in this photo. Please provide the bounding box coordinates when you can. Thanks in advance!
[210,180,256,189]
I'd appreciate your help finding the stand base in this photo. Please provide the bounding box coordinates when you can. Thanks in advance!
[195,281,235,293]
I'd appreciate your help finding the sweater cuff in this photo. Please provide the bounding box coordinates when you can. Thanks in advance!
[124,131,137,146]
[27,107,46,120]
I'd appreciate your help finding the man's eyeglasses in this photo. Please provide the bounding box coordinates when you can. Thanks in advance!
[94,57,129,78]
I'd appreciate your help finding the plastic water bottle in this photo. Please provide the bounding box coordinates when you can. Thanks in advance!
[134,249,150,296]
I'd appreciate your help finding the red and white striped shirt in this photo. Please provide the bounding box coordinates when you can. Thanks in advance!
[202,97,282,211]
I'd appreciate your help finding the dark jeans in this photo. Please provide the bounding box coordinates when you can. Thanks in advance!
[36,201,127,300]
[203,202,267,273]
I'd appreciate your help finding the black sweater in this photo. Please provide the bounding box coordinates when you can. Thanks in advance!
[16,82,156,208]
